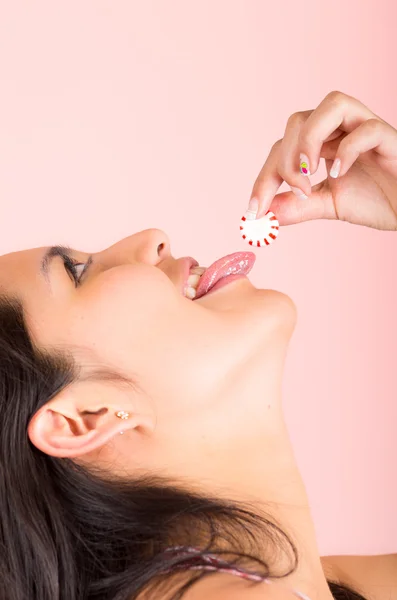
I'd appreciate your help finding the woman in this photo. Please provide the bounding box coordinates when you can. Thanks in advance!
[0,90,395,600]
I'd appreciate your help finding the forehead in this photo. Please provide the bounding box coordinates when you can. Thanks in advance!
[0,247,45,296]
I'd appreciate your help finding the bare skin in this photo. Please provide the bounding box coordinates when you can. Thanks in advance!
[246,89,397,600]
[321,555,397,600]
[5,238,333,600]
[3,233,394,600]
[1,90,395,599]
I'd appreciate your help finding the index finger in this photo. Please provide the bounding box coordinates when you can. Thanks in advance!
[249,140,284,219]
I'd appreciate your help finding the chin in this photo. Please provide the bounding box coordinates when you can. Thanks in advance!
[257,286,297,311]
[198,278,297,332]
[247,285,297,331]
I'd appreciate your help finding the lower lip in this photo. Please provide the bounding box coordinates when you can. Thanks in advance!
[193,273,247,299]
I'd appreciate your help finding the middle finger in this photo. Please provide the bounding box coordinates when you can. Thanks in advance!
[278,110,346,196]
[279,110,313,199]
[298,91,375,177]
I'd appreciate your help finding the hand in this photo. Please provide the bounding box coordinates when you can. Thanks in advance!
[250,91,397,231]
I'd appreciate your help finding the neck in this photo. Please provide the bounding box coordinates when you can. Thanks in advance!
[150,347,295,497]
[148,355,329,597]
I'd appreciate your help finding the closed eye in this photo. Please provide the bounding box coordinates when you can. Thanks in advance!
[63,257,90,285]
[40,245,93,288]
[52,246,93,286]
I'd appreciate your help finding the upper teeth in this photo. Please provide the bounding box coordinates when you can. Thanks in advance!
[184,266,206,299]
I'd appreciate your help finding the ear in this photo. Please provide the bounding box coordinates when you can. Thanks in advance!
[27,381,156,458]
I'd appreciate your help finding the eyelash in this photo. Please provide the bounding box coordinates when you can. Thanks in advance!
[63,256,88,286]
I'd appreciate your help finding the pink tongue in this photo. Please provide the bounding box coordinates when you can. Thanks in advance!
[195,251,256,299]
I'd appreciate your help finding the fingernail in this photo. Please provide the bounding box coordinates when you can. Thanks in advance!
[246,197,259,220]
[290,186,308,200]
[299,153,311,176]
[329,157,341,178]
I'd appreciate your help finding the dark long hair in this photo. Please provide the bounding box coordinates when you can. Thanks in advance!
[0,293,367,600]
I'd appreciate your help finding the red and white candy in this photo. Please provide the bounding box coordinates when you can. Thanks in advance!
[240,209,279,247]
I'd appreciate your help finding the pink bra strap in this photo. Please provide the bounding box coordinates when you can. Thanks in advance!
[162,546,312,600]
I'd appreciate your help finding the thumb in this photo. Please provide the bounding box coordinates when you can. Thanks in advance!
[268,181,336,226]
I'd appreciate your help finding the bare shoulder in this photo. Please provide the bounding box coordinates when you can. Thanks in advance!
[134,572,270,600]
[174,572,271,599]
[321,554,397,600]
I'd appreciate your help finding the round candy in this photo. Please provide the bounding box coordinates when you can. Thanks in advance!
[240,210,279,247]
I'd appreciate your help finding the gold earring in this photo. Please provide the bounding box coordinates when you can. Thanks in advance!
[115,410,130,435]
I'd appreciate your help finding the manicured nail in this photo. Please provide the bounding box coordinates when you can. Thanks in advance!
[246,197,259,220]
[329,158,341,178]
[299,153,311,176]
[290,186,308,200]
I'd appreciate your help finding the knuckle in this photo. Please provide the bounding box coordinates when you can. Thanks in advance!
[277,163,289,181]
[325,90,346,105]
[287,111,306,128]
[271,138,282,152]
[278,163,299,185]
[365,117,381,131]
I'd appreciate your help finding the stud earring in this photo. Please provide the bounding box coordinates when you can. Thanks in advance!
[115,410,130,435]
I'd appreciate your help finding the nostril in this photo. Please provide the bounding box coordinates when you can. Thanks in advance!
[157,243,165,254]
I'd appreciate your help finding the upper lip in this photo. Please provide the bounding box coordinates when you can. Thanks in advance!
[180,256,199,295]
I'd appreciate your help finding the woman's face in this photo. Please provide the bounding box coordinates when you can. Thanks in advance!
[0,229,296,458]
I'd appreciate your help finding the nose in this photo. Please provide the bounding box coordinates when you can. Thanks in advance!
[99,229,172,268]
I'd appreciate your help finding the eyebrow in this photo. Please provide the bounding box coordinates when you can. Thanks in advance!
[40,245,76,287]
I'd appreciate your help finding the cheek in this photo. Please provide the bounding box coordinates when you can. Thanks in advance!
[73,296,233,410]
[69,271,178,348]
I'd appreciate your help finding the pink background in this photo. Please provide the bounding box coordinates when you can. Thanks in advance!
[0,1,396,555]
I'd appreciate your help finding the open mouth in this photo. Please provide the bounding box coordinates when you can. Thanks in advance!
[184,265,207,300]
[183,252,256,301]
